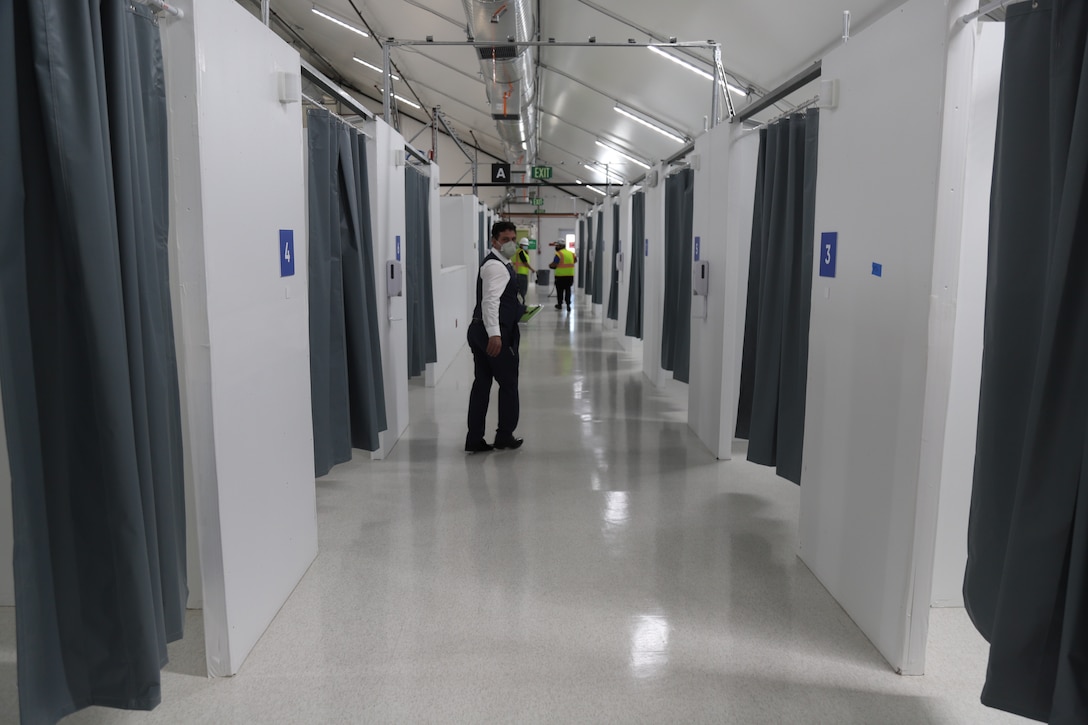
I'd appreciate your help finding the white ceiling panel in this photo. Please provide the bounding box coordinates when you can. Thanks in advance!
[254,0,908,208]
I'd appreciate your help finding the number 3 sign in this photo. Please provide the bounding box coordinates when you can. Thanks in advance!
[819,231,837,278]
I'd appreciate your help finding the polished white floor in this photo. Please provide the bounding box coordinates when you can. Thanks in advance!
[2,294,1026,724]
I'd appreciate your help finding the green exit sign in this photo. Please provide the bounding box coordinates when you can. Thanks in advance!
[531,166,553,180]
[532,197,544,206]
[533,208,546,214]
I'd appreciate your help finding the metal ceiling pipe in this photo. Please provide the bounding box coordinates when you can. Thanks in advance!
[462,0,537,164]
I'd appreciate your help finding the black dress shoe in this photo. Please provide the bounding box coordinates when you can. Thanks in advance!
[554,304,562,309]
[493,436,524,450]
[465,439,494,453]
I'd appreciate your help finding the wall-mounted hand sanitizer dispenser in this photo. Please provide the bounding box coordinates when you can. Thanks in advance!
[692,260,709,297]
[387,260,403,297]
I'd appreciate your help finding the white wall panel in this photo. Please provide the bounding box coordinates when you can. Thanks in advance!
[600,197,616,324]
[161,0,317,676]
[799,0,980,675]
[427,187,471,387]
[642,165,668,387]
[931,22,1004,608]
[616,187,635,352]
[688,126,759,459]
[367,121,410,458]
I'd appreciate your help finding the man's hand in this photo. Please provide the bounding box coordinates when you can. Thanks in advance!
[486,335,502,357]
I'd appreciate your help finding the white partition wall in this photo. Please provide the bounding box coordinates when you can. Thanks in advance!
[587,202,601,314]
[601,197,617,327]
[419,166,467,387]
[799,0,986,675]
[642,165,668,387]
[616,187,635,351]
[161,0,317,676]
[367,121,410,459]
[688,126,759,459]
[440,194,479,339]
[930,22,1003,608]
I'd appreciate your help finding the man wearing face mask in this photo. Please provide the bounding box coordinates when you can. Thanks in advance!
[465,221,525,452]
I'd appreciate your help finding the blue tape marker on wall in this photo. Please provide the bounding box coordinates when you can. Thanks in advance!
[644,238,649,257]
[396,235,402,262]
[280,229,295,277]
[872,262,883,277]
[694,236,701,261]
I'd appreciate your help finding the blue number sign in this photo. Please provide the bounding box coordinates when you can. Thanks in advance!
[280,230,295,277]
[819,232,837,278]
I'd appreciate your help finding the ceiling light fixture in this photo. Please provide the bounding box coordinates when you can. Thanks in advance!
[586,185,607,196]
[394,93,420,109]
[595,140,651,170]
[614,105,686,144]
[312,5,370,38]
[647,46,748,97]
[353,57,398,80]
[582,163,625,184]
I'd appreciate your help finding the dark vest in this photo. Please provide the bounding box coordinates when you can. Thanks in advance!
[473,252,521,329]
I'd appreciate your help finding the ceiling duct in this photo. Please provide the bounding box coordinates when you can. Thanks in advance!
[462,0,537,164]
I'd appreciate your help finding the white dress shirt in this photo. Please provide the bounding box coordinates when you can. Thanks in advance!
[480,255,513,337]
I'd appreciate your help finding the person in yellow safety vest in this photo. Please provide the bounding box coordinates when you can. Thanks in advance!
[513,241,535,303]
[548,241,577,311]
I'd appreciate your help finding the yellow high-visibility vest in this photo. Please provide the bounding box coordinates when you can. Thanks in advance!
[554,248,576,277]
[514,249,532,276]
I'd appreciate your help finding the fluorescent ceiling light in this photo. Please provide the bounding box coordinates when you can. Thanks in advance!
[312,6,369,38]
[394,94,420,110]
[647,46,748,97]
[586,185,607,196]
[725,82,749,98]
[614,105,686,144]
[595,140,651,170]
[582,163,625,184]
[353,57,398,80]
[575,180,584,185]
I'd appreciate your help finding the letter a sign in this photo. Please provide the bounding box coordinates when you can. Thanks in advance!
[491,163,511,183]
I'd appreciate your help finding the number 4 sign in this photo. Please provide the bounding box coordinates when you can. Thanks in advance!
[280,229,295,277]
[819,231,837,278]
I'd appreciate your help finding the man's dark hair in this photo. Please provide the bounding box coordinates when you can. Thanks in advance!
[491,220,517,239]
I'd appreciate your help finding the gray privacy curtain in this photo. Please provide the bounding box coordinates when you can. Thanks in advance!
[606,203,620,320]
[307,109,388,474]
[661,169,694,383]
[592,209,605,304]
[578,218,586,288]
[584,214,594,296]
[964,3,1088,722]
[405,165,437,378]
[735,111,819,485]
[624,191,645,339]
[1,3,186,723]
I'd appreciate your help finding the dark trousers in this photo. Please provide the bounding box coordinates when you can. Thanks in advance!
[555,277,574,305]
[466,320,519,443]
[516,274,530,302]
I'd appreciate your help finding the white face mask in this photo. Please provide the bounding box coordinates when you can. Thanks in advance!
[499,240,517,259]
